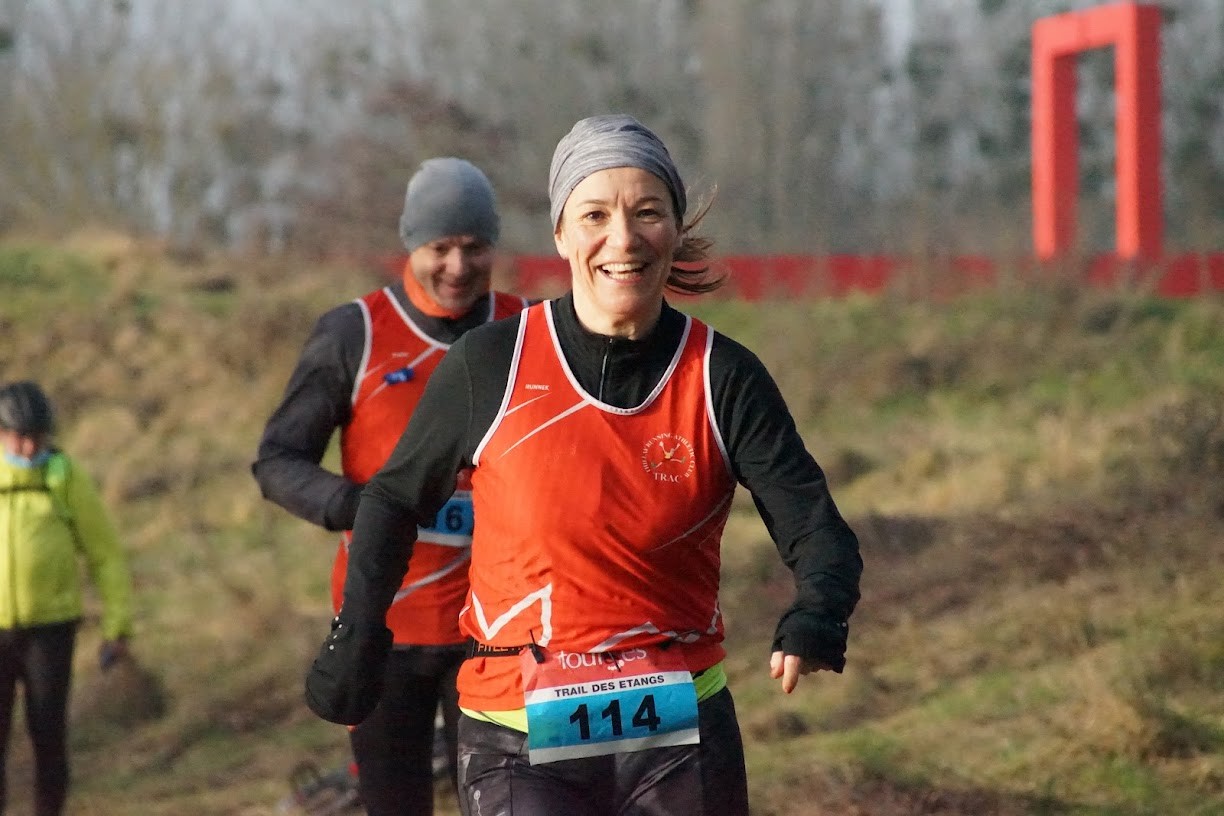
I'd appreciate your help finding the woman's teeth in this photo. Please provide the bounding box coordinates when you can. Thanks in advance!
[599,263,643,278]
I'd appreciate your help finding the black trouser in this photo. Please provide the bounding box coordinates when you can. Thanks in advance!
[0,621,78,816]
[349,645,464,816]
[457,686,750,816]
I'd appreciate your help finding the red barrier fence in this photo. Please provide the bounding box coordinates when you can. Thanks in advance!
[504,253,1224,301]
[372,10,1209,306]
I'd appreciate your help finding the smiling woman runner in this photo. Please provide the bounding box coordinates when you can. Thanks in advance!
[305,114,863,816]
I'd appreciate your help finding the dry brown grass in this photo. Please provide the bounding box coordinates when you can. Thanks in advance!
[2,237,1222,814]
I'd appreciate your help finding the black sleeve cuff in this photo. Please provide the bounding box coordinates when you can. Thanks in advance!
[325,482,364,532]
[771,608,850,673]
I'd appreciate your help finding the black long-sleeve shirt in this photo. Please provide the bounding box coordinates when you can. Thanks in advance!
[344,292,862,664]
[251,282,507,532]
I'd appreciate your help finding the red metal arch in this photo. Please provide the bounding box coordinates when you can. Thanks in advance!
[1031,2,1163,262]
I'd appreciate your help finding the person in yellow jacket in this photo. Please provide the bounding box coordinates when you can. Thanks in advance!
[0,380,133,816]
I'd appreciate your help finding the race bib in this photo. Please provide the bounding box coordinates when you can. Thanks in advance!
[417,490,474,546]
[521,646,699,764]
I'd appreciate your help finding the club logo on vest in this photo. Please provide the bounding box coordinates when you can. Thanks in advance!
[641,433,695,483]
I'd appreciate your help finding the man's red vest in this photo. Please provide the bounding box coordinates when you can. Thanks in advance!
[333,287,525,645]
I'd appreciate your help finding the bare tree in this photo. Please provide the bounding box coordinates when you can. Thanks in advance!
[1,0,1220,256]
[698,0,890,251]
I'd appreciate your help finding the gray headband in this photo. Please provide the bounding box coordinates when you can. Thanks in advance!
[399,157,500,252]
[548,114,686,229]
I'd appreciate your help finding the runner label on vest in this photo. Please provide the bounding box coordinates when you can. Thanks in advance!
[520,646,699,764]
[417,490,474,547]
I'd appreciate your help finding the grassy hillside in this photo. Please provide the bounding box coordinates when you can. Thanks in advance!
[2,234,1221,815]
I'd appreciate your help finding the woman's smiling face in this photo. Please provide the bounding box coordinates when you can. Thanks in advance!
[554,166,681,339]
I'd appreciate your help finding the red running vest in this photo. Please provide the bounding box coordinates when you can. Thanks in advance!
[333,287,526,645]
[457,301,736,709]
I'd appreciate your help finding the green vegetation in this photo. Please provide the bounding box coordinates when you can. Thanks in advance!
[2,235,1221,814]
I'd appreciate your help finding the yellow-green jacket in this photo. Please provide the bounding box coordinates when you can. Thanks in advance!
[0,450,133,638]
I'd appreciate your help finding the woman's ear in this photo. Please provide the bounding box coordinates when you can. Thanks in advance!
[553,226,568,258]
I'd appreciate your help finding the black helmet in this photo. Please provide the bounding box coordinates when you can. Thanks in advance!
[0,381,56,436]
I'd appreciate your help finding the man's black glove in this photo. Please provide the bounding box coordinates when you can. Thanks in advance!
[771,608,849,673]
[304,616,393,725]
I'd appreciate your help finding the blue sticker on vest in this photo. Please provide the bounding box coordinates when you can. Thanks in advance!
[383,366,415,384]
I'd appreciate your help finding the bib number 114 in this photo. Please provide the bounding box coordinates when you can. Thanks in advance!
[569,694,662,740]
[521,649,700,764]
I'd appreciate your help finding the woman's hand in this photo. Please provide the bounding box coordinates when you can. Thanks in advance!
[769,651,835,694]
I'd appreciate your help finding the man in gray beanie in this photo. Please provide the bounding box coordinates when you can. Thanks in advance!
[253,157,526,816]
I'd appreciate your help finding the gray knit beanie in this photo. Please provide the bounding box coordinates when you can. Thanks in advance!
[398,158,500,252]
[548,114,686,229]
